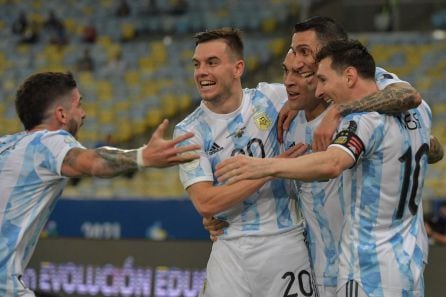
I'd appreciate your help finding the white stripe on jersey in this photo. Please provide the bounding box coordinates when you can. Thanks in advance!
[284,109,343,288]
[175,82,304,239]
[332,101,431,296]
[280,66,407,288]
[0,130,83,295]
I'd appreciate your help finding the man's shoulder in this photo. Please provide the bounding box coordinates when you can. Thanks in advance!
[253,82,285,93]
[175,105,205,131]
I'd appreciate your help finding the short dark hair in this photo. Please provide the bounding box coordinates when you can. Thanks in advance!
[15,72,77,130]
[294,16,348,47]
[315,39,375,80]
[194,27,244,60]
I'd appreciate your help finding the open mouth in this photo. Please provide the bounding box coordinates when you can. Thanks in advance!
[200,80,216,89]
[287,91,300,100]
[299,71,314,79]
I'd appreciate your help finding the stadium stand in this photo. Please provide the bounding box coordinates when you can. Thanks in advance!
[0,0,445,201]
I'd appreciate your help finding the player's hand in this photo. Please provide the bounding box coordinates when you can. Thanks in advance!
[312,105,341,151]
[277,102,298,143]
[216,155,270,185]
[142,119,200,168]
[203,217,228,241]
[428,135,444,164]
[278,143,308,158]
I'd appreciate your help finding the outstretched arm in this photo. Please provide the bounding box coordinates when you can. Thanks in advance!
[189,143,308,218]
[312,83,421,151]
[216,146,353,185]
[61,119,200,178]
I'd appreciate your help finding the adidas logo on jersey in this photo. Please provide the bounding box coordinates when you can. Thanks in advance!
[208,142,223,155]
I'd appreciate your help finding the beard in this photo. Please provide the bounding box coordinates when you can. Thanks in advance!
[66,118,80,138]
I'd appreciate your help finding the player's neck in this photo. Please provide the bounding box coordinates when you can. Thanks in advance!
[348,80,379,103]
[305,100,330,122]
[204,89,243,114]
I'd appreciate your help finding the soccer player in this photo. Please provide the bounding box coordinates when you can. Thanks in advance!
[205,16,440,297]
[0,72,200,296]
[216,39,432,297]
[174,28,315,297]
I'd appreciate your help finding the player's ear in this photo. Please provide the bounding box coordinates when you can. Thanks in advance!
[344,66,357,88]
[234,59,244,79]
[54,105,67,124]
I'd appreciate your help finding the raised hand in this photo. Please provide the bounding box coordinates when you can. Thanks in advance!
[142,119,201,168]
[312,105,341,151]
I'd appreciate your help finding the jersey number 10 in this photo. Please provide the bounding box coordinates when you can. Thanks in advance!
[396,143,429,219]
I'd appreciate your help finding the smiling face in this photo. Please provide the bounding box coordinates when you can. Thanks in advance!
[315,57,348,104]
[282,51,321,112]
[192,39,244,112]
[290,30,322,77]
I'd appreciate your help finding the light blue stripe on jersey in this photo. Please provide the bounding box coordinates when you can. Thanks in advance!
[0,130,82,295]
[175,83,302,239]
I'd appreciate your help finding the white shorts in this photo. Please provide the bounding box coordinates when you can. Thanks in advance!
[5,275,36,297]
[200,227,315,297]
[316,284,336,297]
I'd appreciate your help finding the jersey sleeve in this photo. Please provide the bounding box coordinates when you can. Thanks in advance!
[329,112,384,164]
[40,130,84,176]
[375,66,411,90]
[256,82,287,107]
[174,124,214,189]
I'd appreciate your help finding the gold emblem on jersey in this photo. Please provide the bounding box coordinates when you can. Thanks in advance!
[334,135,348,144]
[254,112,272,131]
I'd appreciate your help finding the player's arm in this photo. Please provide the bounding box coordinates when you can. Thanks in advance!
[61,119,200,178]
[313,83,421,151]
[187,179,269,218]
[216,146,353,185]
[277,101,298,143]
[189,143,308,218]
[429,135,444,164]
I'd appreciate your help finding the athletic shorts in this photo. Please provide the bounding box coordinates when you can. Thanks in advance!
[316,284,336,297]
[199,227,315,297]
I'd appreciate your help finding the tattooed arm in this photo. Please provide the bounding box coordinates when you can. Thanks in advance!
[61,119,201,178]
[336,82,421,116]
[312,83,421,151]
[61,147,139,178]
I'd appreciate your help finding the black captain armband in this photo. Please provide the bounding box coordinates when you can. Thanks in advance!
[332,120,365,162]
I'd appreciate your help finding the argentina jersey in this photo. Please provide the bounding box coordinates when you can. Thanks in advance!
[284,109,343,288]
[330,106,430,296]
[0,130,83,295]
[375,66,409,89]
[175,82,304,239]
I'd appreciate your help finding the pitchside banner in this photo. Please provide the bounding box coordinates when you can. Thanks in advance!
[43,199,208,240]
[25,238,212,297]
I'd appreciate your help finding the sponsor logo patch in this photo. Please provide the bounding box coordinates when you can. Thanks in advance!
[208,142,223,155]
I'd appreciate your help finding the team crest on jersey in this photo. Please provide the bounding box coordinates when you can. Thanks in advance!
[254,112,272,131]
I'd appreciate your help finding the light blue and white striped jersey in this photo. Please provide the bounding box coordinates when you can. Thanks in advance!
[284,109,343,288]
[330,99,432,296]
[0,130,83,295]
[175,82,304,239]
[282,67,407,288]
